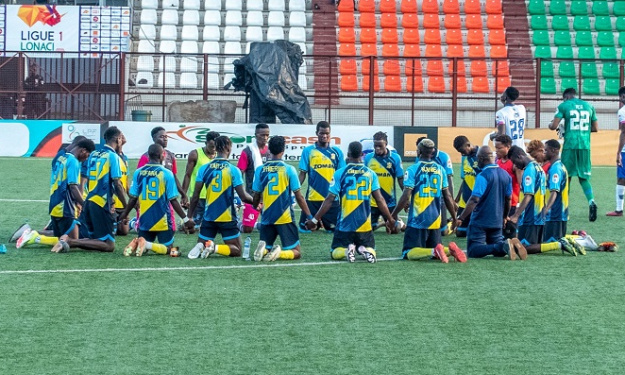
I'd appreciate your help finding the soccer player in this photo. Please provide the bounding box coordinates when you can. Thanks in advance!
[251,136,313,261]
[118,144,193,257]
[306,141,397,263]
[16,138,95,249]
[393,139,465,263]
[51,126,128,253]
[491,86,527,150]
[456,146,526,260]
[526,139,549,174]
[299,121,345,233]
[548,88,599,222]
[187,136,254,259]
[607,86,625,217]
[507,146,577,256]
[494,135,520,217]
[182,131,220,226]
[237,123,270,234]
[453,135,481,237]
[114,133,130,235]
[364,131,404,231]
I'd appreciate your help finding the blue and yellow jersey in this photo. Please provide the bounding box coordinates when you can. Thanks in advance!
[433,149,454,176]
[519,161,546,226]
[299,143,345,201]
[129,164,179,232]
[545,160,569,222]
[113,152,129,210]
[329,163,380,233]
[459,148,480,208]
[85,145,122,211]
[252,160,301,225]
[364,150,403,208]
[196,158,243,223]
[49,153,81,218]
[404,160,449,230]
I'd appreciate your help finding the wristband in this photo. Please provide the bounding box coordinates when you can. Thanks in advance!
[183,217,190,223]
[307,215,313,220]
[311,217,318,225]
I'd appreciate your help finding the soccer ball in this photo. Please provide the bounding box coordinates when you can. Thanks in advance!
[556,122,565,139]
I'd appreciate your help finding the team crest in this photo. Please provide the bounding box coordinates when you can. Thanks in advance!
[524,176,532,186]
[552,174,559,183]
[387,162,392,169]
[330,154,335,160]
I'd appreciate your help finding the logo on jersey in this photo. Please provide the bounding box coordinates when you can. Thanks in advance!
[552,174,559,184]
[387,162,392,169]
[524,176,532,186]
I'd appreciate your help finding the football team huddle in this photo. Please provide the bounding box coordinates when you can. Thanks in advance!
[11,86,617,260]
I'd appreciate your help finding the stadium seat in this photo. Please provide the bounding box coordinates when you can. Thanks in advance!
[493,60,510,76]
[606,79,620,95]
[465,14,483,29]
[136,55,154,72]
[423,14,440,29]
[384,76,402,92]
[290,12,307,27]
[180,56,198,72]
[532,30,550,46]
[406,76,424,93]
[528,0,545,15]
[401,0,417,13]
[551,16,569,31]
[558,61,576,78]
[464,0,481,14]
[247,0,264,11]
[575,31,592,47]
[602,62,620,79]
[339,43,356,56]
[183,10,200,25]
[443,0,459,14]
[140,9,157,24]
[540,77,556,94]
[246,11,263,26]
[337,0,354,12]
[496,76,511,92]
[162,0,179,9]
[359,13,376,28]
[615,2,625,17]
[405,58,423,76]
[157,72,176,88]
[470,60,487,77]
[450,76,468,93]
[159,25,177,40]
[540,61,554,77]
[598,32,615,47]
[267,27,284,41]
[534,46,552,59]
[339,28,356,43]
[485,0,502,15]
[382,29,398,44]
[620,33,625,48]
[360,28,377,43]
[579,47,597,78]
[600,46,617,60]
[444,14,461,29]
[289,0,306,12]
[141,0,158,9]
[159,40,177,53]
[340,59,357,74]
[427,77,446,93]
[361,43,378,57]
[382,44,399,57]
[530,15,548,30]
[425,44,442,57]
[203,26,220,41]
[181,41,198,54]
[573,16,590,32]
[338,13,355,27]
[595,16,613,32]
[556,46,573,59]
[617,17,625,32]
[449,59,466,76]
[135,72,154,88]
[224,0,241,10]
[403,29,420,44]
[380,0,396,13]
[161,10,179,25]
[362,75,380,92]
[490,45,507,58]
[427,60,444,76]
[181,25,199,41]
[489,30,506,45]
[570,1,587,16]
[380,13,398,28]
[224,26,241,41]
[471,77,489,93]
[358,0,375,13]
[340,75,358,91]
[468,45,486,58]
[289,28,306,43]
[446,29,462,45]
[246,26,263,42]
[583,79,600,95]
[549,0,566,15]
[139,25,156,40]
[554,31,571,47]
[204,0,220,10]
[487,15,504,30]
[268,0,285,11]
[421,0,439,14]
[402,14,419,29]
[224,41,242,55]
[424,29,442,45]
[268,11,285,26]
[180,73,198,89]
[592,1,609,17]
[206,73,220,90]
[202,41,220,54]
[204,11,221,26]
[467,29,484,45]
[447,45,464,57]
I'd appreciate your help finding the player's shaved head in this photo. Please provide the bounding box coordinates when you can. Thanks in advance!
[148,143,163,161]
[477,146,493,167]
[268,136,286,156]
[348,141,363,159]
[563,88,576,100]
[545,139,560,150]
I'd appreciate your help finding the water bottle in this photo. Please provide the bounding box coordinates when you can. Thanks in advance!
[242,236,251,260]
[0,244,6,254]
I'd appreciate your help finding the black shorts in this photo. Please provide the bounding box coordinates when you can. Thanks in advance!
[402,227,441,254]
[260,222,299,250]
[455,208,471,237]
[138,229,175,246]
[50,216,78,237]
[83,201,116,242]
[300,200,339,231]
[543,221,567,242]
[199,220,240,241]
[330,230,375,250]
[518,224,544,245]
[370,206,394,224]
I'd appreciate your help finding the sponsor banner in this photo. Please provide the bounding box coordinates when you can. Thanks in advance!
[0,120,75,157]
[110,122,395,161]
[62,122,101,144]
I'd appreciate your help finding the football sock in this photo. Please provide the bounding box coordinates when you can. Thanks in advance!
[216,244,231,256]
[579,179,594,203]
[443,246,450,255]
[35,235,59,246]
[540,242,560,253]
[331,247,346,260]
[150,243,168,255]
[364,247,377,257]
[616,185,625,211]
[279,250,295,260]
[406,247,433,260]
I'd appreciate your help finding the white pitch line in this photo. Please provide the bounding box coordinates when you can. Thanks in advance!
[0,257,401,275]
[0,198,48,203]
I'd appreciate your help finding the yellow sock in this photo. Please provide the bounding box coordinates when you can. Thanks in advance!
[279,250,295,260]
[332,247,346,260]
[216,244,231,256]
[365,247,377,257]
[36,235,59,246]
[443,246,450,255]
[406,247,433,260]
[150,243,167,255]
[540,242,560,253]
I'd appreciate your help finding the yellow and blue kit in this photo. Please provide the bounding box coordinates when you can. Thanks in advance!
[299,144,345,201]
[85,145,122,212]
[545,160,569,223]
[404,160,449,230]
[49,152,81,219]
[364,150,403,209]
[458,147,481,209]
[519,161,546,226]
[329,163,380,233]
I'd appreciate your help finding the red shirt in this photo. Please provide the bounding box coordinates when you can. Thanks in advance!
[496,158,519,206]
[541,161,551,175]
[138,149,177,174]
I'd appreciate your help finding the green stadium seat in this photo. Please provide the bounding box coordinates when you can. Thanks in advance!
[528,0,546,15]
[579,47,597,78]
[531,15,548,30]
[556,46,574,59]
[615,2,625,17]
[619,33,625,47]
[554,31,571,46]
[575,31,593,47]
[583,79,600,95]
[549,0,566,15]
[551,16,570,31]
[600,46,617,60]
[606,79,620,95]
[594,16,613,32]
[541,61,554,77]
[534,46,552,58]
[592,1,610,17]
[561,78,578,93]
[573,16,591,31]
[598,31,615,47]
[533,30,550,45]
[559,61,577,77]
[602,62,620,79]
[570,1,587,16]
[617,17,625,32]
[541,78,557,94]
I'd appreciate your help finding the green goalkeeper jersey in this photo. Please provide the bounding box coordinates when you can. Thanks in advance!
[554,98,597,150]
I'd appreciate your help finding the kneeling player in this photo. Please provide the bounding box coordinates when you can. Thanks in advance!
[393,139,466,263]
[118,144,193,257]
[306,142,398,263]
[186,136,253,259]
[251,136,313,261]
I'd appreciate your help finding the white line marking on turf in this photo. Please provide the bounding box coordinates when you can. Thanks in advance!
[0,198,48,203]
[0,257,401,275]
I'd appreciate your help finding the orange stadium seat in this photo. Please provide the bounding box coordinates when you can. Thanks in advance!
[447,44,465,57]
[339,28,356,43]
[379,0,396,13]
[446,29,463,45]
[405,59,423,76]
[407,76,425,93]
[402,13,419,28]
[465,14,483,29]
[492,60,510,76]
[444,14,462,29]
[358,0,376,13]
[422,0,439,14]
[405,44,423,76]
[424,29,442,44]
[384,75,402,92]
[338,0,354,12]
[487,15,504,30]
[362,59,379,74]
[340,59,357,74]
[383,60,401,75]
[340,74,358,91]
[423,14,440,29]
[380,13,398,28]
[425,44,443,57]
[428,76,446,93]
[489,30,506,45]
[362,74,380,92]
[470,60,488,77]
[449,59,466,75]
[443,0,460,14]
[403,29,420,44]
[467,29,485,45]
[404,44,420,57]
[451,76,468,93]
[360,28,377,43]
[469,45,486,58]
[464,0,482,14]
[427,60,444,76]
[486,0,502,15]
[496,76,511,92]
[360,43,378,56]
[382,28,398,43]
[359,13,376,28]
[472,77,490,93]
[382,44,399,56]
[339,43,356,56]
[338,13,355,27]
[401,0,417,13]
[490,45,507,58]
